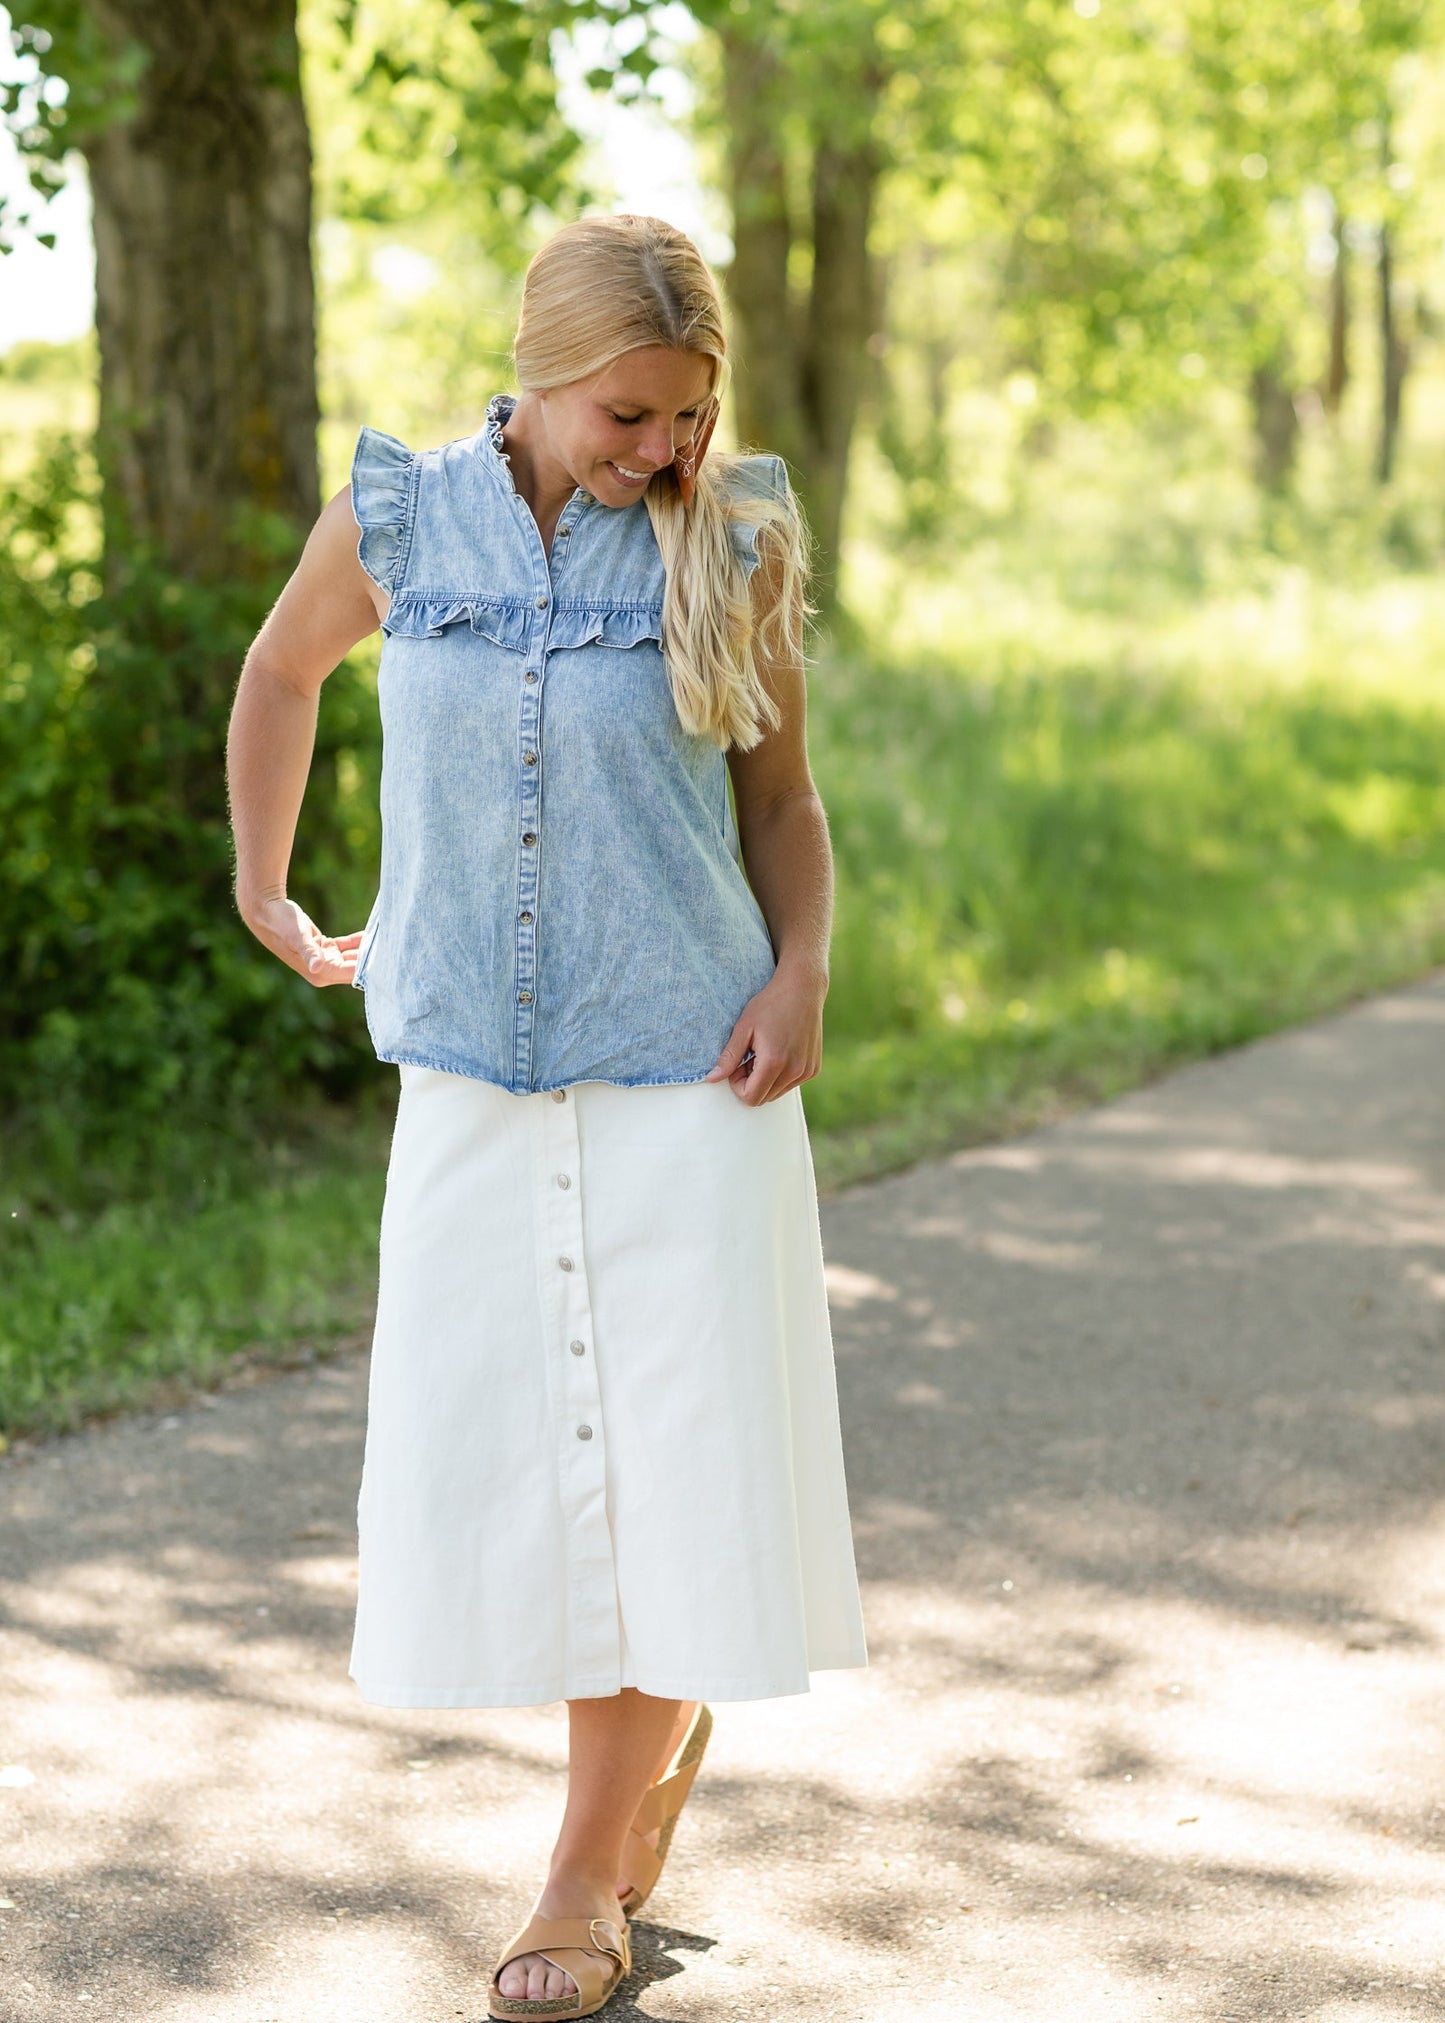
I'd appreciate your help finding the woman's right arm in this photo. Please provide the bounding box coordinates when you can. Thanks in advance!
[226,485,390,987]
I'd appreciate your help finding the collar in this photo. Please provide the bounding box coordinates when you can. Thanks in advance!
[479,391,520,493]
[479,390,602,515]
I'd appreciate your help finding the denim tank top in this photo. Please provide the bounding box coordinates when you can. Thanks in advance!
[346,392,786,1094]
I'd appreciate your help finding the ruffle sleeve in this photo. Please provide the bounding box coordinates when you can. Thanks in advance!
[350,425,417,597]
[722,453,792,583]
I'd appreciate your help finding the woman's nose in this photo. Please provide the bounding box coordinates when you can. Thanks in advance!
[637,426,676,470]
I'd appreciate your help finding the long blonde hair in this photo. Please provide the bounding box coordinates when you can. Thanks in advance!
[511,213,812,752]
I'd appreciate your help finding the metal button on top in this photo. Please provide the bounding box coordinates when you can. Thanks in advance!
[524,669,538,683]
[551,1089,566,1103]
[558,1255,574,1272]
[557,1172,571,1189]
[558,526,571,537]
[522,831,537,846]
[522,750,538,766]
[535,595,548,610]
[576,1424,593,1440]
[517,989,533,1005]
[519,910,533,925]
[570,1339,586,1356]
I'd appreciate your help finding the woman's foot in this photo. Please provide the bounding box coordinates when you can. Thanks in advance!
[495,1873,626,2006]
[615,1699,698,1905]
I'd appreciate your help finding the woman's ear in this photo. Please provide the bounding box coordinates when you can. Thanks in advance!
[674,395,721,507]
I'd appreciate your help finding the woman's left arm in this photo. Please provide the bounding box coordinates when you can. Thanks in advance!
[706,548,833,1105]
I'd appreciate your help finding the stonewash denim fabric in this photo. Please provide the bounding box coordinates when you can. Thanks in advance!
[348,392,789,1094]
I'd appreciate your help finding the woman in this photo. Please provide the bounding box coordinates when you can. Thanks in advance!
[226,213,868,2019]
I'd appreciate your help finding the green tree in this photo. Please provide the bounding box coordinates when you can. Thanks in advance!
[0,0,583,1123]
[845,0,1444,510]
[572,0,977,616]
[3,0,579,580]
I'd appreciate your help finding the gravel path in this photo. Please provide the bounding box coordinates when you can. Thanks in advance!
[3,975,1444,2021]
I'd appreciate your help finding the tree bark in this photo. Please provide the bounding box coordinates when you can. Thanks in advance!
[1377,221,1407,484]
[82,0,319,587]
[718,26,882,619]
[720,27,803,469]
[1324,197,1348,417]
[800,131,880,605]
[1250,362,1298,492]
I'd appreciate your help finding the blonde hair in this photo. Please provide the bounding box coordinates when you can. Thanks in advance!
[511,213,812,751]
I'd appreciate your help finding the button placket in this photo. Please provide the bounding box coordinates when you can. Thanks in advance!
[511,485,589,1095]
[548,489,588,580]
[537,1084,618,1686]
[512,602,549,1088]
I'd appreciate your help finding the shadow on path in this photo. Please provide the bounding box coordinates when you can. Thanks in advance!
[3,980,1445,2019]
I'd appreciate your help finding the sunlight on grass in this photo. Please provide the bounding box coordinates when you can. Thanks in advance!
[0,1103,393,1440]
[805,552,1445,1187]
[7,419,1445,1429]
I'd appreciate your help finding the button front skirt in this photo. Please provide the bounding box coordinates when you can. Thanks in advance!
[348,1065,870,1707]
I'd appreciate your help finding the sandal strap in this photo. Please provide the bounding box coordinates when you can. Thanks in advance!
[631,1752,702,1836]
[492,1914,629,2006]
[620,1824,663,1898]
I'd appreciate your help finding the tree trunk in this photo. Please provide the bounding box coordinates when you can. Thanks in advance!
[718,26,882,620]
[83,0,320,588]
[1250,362,1298,492]
[800,131,880,608]
[1377,221,1407,484]
[720,27,804,470]
[1324,198,1348,417]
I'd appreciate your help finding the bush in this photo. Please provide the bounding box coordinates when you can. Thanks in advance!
[0,433,383,1148]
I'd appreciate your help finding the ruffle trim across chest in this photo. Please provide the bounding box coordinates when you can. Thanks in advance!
[352,398,789,617]
[381,595,664,650]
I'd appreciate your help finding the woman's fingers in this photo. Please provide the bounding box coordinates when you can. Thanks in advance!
[303,936,359,984]
[704,1019,755,1083]
[248,897,364,986]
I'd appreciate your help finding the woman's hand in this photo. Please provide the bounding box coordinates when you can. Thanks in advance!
[241,892,365,987]
[705,960,826,1105]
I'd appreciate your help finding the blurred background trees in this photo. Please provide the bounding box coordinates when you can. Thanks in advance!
[6,0,1445,1429]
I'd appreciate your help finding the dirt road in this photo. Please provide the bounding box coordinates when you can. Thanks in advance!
[3,976,1444,2021]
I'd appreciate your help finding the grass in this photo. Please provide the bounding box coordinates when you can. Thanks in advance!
[6,420,1445,1440]
[0,1096,396,1442]
[806,559,1445,1186]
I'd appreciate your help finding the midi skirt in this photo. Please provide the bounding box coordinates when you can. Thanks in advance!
[348,1064,870,1708]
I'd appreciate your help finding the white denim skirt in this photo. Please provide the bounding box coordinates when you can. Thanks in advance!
[348,1064,870,1708]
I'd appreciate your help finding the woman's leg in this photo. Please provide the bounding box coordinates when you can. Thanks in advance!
[615,1697,698,1903]
[496,1687,687,2004]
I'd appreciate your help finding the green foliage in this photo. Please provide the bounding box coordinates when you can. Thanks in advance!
[308,0,588,247]
[0,333,92,386]
[801,450,1445,1180]
[0,435,382,1138]
[8,0,1445,1439]
[9,500,1445,1432]
[0,4,147,252]
[5,0,589,260]
[0,1094,391,1439]
[860,0,1445,442]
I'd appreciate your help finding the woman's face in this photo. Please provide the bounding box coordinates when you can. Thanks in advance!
[542,346,716,506]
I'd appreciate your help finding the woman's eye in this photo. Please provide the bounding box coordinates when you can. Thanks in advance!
[611,412,643,426]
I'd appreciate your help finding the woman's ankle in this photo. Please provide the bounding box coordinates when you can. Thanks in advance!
[540,1859,624,1907]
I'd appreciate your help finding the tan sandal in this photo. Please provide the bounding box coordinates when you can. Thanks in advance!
[487,1911,631,2020]
[618,1700,713,1918]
